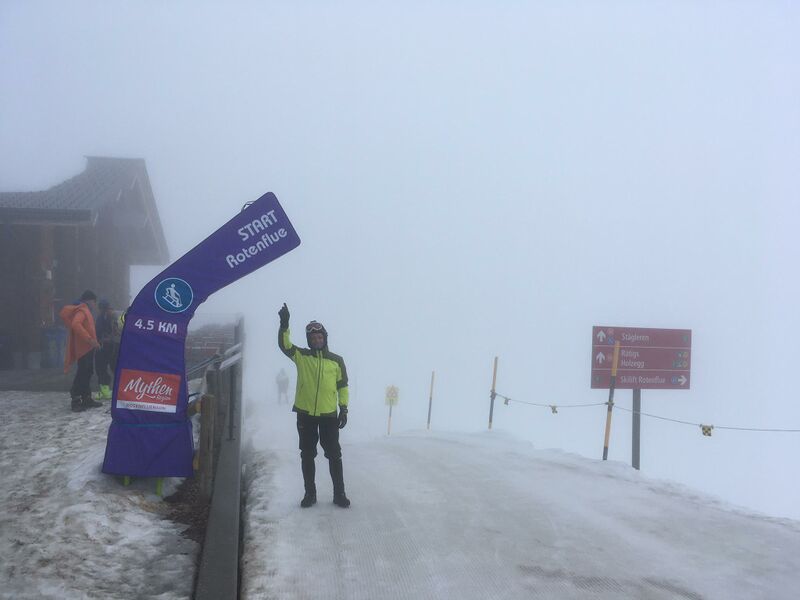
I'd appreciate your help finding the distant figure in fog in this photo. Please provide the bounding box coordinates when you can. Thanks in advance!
[276,368,289,404]
[60,290,102,412]
[278,303,351,509]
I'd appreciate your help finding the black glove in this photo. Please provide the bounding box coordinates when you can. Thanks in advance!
[338,406,348,429]
[278,303,290,328]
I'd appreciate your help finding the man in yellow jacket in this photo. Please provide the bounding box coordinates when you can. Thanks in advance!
[59,290,102,412]
[278,303,350,508]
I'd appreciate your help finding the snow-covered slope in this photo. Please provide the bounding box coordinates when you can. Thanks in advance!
[242,403,800,600]
[0,392,196,600]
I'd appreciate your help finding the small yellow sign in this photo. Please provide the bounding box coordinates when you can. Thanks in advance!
[385,385,399,406]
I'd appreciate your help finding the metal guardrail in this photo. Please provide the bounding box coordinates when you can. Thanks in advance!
[185,341,241,378]
[186,353,222,379]
[222,342,243,357]
[219,352,242,372]
[194,317,245,600]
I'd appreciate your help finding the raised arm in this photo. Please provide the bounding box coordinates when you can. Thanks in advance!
[278,303,296,359]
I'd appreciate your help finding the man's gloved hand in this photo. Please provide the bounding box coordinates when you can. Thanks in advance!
[279,303,290,328]
[338,406,348,429]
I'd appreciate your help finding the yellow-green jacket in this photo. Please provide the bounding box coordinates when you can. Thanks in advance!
[279,327,349,417]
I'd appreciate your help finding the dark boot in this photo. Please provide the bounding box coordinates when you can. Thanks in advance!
[70,396,85,412]
[81,395,102,410]
[329,458,350,508]
[333,493,350,508]
[300,457,316,508]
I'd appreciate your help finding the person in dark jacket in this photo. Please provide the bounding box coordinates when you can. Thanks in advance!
[59,290,102,412]
[94,299,117,400]
[278,303,350,508]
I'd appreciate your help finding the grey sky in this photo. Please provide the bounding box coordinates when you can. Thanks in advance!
[2,1,798,519]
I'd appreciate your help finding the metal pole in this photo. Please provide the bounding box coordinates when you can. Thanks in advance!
[387,402,393,436]
[602,341,621,460]
[228,365,236,441]
[427,371,435,430]
[232,317,244,442]
[489,356,498,430]
[199,394,216,502]
[632,388,641,470]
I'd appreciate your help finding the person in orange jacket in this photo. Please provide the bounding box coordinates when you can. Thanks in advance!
[60,290,102,412]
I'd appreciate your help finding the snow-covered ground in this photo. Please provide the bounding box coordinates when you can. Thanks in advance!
[242,400,800,600]
[0,391,196,600]
[5,388,799,600]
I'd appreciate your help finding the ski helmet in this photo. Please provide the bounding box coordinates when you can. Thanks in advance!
[306,320,328,348]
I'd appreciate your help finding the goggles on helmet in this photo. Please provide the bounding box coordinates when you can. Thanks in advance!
[306,321,325,334]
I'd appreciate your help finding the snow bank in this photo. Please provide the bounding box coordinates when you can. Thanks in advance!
[0,392,197,600]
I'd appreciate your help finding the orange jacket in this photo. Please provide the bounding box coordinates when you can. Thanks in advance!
[59,303,98,372]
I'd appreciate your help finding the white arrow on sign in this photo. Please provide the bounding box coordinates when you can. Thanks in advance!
[596,352,606,365]
[596,330,606,342]
[678,375,687,385]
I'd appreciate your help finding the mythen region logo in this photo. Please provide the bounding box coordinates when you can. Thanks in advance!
[117,368,181,413]
[154,278,194,313]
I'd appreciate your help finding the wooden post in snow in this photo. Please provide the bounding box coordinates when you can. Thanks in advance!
[427,371,435,430]
[488,356,498,430]
[602,341,621,461]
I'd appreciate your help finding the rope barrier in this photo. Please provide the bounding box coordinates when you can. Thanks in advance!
[496,393,607,414]
[713,425,800,433]
[495,393,606,409]
[497,390,800,435]
[614,404,800,434]
[612,404,699,427]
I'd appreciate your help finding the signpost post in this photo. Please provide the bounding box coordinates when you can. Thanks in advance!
[632,388,641,470]
[591,326,692,469]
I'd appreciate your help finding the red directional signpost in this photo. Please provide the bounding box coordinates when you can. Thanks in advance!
[591,326,691,390]
[591,326,692,470]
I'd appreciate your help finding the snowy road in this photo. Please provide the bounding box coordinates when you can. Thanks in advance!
[242,409,800,600]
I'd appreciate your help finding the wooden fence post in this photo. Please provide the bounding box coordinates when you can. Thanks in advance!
[427,371,435,430]
[489,356,498,430]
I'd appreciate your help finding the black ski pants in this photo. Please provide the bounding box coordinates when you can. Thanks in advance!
[95,344,115,386]
[296,412,345,495]
[70,349,95,398]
